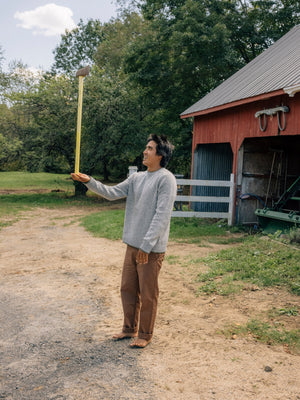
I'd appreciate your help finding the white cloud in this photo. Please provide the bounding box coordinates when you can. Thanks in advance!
[14,3,77,37]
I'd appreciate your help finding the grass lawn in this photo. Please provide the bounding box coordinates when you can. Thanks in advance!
[0,171,74,191]
[196,235,300,295]
[0,171,124,225]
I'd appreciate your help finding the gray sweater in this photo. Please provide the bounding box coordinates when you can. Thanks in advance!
[85,168,177,253]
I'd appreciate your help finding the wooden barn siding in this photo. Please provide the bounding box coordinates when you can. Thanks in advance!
[192,92,300,175]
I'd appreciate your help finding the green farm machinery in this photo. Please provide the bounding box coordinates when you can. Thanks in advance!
[255,176,300,233]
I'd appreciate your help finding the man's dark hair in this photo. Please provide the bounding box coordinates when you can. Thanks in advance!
[147,134,174,168]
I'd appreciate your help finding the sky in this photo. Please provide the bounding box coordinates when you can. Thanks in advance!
[0,0,119,72]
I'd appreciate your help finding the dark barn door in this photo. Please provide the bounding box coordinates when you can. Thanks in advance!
[192,143,233,212]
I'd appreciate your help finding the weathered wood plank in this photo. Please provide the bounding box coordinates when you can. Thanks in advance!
[175,195,230,203]
[176,179,233,187]
[172,211,230,218]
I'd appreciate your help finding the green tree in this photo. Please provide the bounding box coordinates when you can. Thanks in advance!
[0,45,7,103]
[80,14,150,180]
[123,1,239,174]
[0,62,42,171]
[51,16,148,183]
[0,104,24,171]
[24,73,78,173]
[52,19,105,74]
[81,67,146,181]
[2,64,78,173]
[94,12,145,76]
[221,0,300,63]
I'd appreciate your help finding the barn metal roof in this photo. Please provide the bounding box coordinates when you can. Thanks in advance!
[181,24,300,117]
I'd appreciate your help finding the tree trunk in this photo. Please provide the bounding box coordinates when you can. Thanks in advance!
[103,161,109,181]
[74,181,88,197]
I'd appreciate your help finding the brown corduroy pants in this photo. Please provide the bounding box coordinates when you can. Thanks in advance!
[120,245,165,341]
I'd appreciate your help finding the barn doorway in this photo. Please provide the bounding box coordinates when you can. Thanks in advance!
[236,135,300,225]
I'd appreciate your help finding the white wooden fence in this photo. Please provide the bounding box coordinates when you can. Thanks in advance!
[172,173,235,225]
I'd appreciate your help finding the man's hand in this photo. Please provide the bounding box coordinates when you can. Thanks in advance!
[136,249,149,265]
[71,172,90,183]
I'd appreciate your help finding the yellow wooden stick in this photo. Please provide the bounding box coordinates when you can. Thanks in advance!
[75,76,84,173]
[74,66,90,174]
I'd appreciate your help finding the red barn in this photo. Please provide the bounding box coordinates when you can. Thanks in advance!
[181,25,300,228]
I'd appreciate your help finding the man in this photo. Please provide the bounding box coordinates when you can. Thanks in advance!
[71,134,177,348]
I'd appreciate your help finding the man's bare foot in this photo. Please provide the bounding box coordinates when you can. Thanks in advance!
[129,338,151,348]
[112,332,137,340]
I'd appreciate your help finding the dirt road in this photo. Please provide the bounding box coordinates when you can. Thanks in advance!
[0,208,299,399]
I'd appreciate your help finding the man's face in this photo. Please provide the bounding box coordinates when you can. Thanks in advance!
[143,140,162,171]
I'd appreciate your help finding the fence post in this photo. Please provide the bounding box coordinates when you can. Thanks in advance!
[128,166,138,176]
[227,173,235,226]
